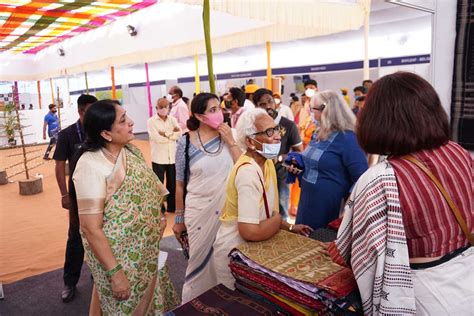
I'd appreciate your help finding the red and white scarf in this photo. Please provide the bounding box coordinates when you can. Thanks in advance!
[329,161,416,315]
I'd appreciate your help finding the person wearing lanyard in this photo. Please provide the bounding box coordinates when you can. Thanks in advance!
[53,94,98,303]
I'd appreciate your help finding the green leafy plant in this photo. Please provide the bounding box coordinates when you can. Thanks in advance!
[2,102,17,145]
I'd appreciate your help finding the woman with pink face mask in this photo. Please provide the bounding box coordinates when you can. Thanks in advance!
[173,93,242,303]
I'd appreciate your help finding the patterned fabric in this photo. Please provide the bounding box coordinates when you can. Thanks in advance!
[451,0,474,149]
[230,262,326,310]
[165,284,279,316]
[389,141,473,257]
[80,145,179,315]
[329,161,416,315]
[232,230,355,297]
[0,1,156,54]
[234,282,307,316]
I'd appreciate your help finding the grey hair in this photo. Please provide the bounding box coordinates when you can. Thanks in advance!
[311,90,356,141]
[235,108,268,150]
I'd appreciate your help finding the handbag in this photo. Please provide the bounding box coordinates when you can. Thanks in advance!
[403,155,474,246]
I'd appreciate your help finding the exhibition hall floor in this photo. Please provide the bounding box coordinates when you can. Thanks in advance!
[0,139,176,284]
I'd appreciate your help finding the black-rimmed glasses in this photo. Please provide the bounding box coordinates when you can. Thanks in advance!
[252,125,281,137]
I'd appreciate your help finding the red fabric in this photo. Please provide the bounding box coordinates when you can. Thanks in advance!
[327,218,342,230]
[235,281,307,316]
[230,262,326,310]
[170,284,279,315]
[389,141,473,257]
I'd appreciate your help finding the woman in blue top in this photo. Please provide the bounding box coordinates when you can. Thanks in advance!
[292,90,368,230]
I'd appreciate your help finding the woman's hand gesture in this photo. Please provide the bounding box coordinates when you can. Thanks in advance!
[217,123,235,146]
[111,270,131,301]
[291,224,313,237]
[172,222,187,244]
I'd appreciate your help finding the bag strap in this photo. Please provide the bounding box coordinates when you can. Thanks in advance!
[183,132,190,207]
[403,155,474,246]
[236,162,271,219]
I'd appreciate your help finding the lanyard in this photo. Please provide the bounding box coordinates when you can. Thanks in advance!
[76,121,83,142]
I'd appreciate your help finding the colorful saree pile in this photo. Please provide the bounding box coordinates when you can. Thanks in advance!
[165,284,280,315]
[229,230,362,315]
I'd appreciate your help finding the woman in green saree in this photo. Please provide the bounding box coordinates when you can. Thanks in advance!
[70,100,179,315]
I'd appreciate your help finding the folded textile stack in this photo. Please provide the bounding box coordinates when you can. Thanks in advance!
[165,284,281,315]
[229,230,362,315]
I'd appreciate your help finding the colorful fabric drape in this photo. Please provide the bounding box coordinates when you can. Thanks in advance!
[0,1,157,54]
[229,230,361,314]
[166,284,279,315]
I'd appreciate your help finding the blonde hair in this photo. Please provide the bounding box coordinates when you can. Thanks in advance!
[312,90,356,141]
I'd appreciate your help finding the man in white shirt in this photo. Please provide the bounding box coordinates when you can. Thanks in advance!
[243,83,258,111]
[273,93,294,121]
[147,98,182,213]
[167,85,190,131]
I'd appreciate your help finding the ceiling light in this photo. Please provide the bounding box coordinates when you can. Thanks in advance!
[127,25,137,37]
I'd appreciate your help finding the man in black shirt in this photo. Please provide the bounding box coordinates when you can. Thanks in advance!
[253,89,302,221]
[53,94,97,303]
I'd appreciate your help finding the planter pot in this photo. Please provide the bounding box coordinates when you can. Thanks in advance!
[19,177,43,195]
[8,138,16,146]
[0,170,7,185]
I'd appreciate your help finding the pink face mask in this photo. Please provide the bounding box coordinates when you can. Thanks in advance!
[202,111,224,129]
[157,107,168,117]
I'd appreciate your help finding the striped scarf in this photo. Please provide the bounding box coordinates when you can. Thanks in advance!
[329,161,416,315]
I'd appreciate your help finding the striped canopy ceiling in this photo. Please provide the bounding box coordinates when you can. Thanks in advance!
[0,0,156,54]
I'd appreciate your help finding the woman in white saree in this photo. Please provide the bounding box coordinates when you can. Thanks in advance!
[173,93,242,303]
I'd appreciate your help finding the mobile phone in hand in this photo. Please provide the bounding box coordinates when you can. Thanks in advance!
[180,231,189,259]
[282,162,302,173]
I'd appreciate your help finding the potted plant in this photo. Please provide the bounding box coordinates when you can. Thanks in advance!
[2,102,17,146]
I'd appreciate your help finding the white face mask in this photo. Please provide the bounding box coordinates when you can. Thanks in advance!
[166,94,174,103]
[251,138,281,160]
[274,98,281,105]
[305,88,316,98]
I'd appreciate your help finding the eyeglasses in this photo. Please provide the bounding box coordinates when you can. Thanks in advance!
[252,125,281,137]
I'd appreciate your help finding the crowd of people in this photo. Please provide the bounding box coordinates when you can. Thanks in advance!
[50,72,472,315]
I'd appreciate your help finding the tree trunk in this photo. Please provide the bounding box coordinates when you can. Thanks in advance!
[19,177,43,195]
[0,170,8,185]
